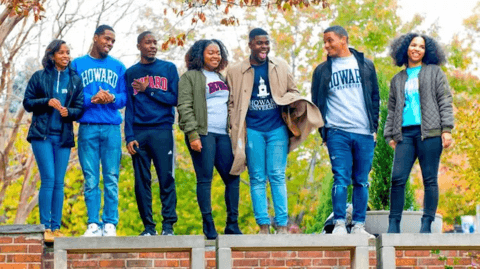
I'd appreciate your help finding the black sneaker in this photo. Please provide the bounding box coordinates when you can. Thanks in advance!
[140,230,157,236]
[161,229,174,236]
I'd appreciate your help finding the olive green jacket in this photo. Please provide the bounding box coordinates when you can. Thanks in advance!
[178,69,228,142]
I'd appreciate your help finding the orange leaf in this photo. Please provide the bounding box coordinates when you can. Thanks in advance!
[225,5,229,14]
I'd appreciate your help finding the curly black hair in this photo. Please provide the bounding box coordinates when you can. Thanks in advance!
[389,33,446,67]
[184,39,229,72]
[42,39,70,70]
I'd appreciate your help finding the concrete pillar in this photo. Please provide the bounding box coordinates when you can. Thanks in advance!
[191,247,204,269]
[216,247,232,269]
[377,246,395,269]
[351,246,369,269]
[54,249,67,269]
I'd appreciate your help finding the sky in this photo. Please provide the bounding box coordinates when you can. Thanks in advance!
[397,0,478,42]
[9,0,480,72]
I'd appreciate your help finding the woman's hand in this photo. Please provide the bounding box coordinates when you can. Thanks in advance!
[48,98,62,110]
[388,139,397,150]
[442,132,453,148]
[190,139,202,152]
[59,107,68,117]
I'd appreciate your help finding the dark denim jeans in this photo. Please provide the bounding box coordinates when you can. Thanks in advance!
[326,128,375,224]
[31,135,71,230]
[186,132,240,233]
[389,125,442,221]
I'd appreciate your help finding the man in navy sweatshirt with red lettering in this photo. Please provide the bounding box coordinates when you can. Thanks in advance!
[124,31,179,236]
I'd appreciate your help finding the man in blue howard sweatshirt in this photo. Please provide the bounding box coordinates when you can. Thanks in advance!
[124,31,179,236]
[71,25,127,237]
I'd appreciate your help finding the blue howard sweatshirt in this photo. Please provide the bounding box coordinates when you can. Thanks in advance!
[71,55,127,124]
[124,59,179,143]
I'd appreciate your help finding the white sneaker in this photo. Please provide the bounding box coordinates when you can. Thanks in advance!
[351,223,375,238]
[332,221,348,235]
[83,223,102,237]
[103,223,116,236]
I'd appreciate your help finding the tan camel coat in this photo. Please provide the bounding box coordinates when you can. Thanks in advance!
[226,56,324,175]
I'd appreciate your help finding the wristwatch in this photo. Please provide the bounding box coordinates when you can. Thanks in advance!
[111,93,116,103]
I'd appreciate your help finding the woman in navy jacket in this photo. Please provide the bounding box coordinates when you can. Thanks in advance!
[23,39,84,242]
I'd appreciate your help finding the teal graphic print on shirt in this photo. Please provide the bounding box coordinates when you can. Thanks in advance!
[403,66,422,127]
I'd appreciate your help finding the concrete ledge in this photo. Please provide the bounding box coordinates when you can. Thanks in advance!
[376,234,480,269]
[54,235,205,269]
[0,224,45,234]
[216,234,370,269]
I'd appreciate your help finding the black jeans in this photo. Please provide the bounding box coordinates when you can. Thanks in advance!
[389,126,443,221]
[186,133,240,225]
[133,129,177,232]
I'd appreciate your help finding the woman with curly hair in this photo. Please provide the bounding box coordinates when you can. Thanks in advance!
[23,39,84,242]
[384,33,454,233]
[178,39,242,239]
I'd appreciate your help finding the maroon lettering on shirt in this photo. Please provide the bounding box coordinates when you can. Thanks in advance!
[208,81,228,94]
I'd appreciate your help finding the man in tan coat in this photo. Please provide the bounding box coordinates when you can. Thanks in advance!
[227,28,323,234]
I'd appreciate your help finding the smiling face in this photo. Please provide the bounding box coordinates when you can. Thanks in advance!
[323,31,349,58]
[92,30,115,59]
[203,43,221,71]
[248,35,270,65]
[53,44,70,71]
[407,36,425,67]
[138,34,157,64]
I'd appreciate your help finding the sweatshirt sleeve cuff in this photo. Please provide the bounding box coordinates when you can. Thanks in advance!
[187,131,200,143]
[441,127,452,133]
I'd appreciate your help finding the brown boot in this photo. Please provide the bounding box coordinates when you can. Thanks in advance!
[52,230,64,238]
[44,229,54,243]
[276,226,288,234]
[259,225,270,234]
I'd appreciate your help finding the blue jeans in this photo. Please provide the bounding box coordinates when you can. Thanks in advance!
[31,135,71,230]
[78,124,122,226]
[389,126,442,221]
[246,125,289,226]
[326,128,375,224]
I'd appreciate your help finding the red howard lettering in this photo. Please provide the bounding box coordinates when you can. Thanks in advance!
[131,76,168,92]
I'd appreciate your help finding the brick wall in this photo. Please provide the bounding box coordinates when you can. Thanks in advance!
[0,225,44,269]
[395,249,480,268]
[43,248,373,269]
[42,246,480,268]
[3,225,480,268]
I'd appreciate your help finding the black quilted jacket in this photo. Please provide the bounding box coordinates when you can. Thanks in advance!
[384,64,454,142]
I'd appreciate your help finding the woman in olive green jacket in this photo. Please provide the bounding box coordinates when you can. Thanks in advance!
[178,39,241,240]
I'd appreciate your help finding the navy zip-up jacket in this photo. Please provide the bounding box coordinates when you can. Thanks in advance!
[124,59,179,144]
[23,67,84,147]
[311,48,380,141]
